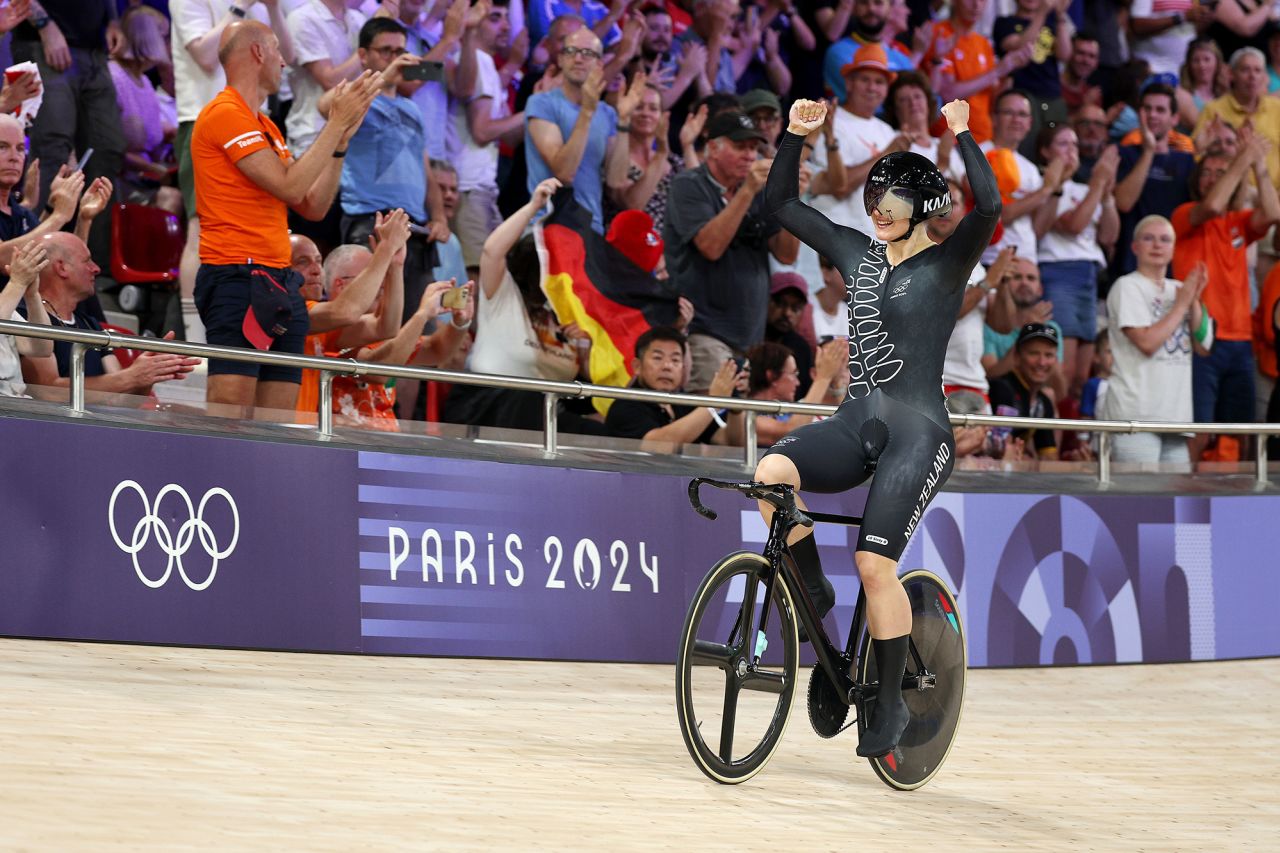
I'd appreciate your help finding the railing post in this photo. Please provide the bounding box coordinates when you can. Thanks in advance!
[318,370,333,438]
[1097,431,1111,486]
[744,407,758,472]
[1257,432,1269,487]
[543,392,558,456]
[68,343,87,415]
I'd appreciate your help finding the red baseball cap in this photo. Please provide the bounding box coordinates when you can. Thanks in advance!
[606,210,664,273]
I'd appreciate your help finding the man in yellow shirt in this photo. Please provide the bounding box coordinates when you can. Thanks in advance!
[1195,47,1280,186]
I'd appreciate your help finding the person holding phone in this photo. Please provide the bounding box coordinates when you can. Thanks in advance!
[318,16,454,416]
[758,97,1000,759]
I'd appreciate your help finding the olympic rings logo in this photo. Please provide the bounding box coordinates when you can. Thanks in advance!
[107,480,240,591]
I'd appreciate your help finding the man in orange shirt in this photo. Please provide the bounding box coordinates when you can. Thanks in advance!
[1171,130,1280,452]
[293,209,410,416]
[191,20,380,416]
[925,0,1032,143]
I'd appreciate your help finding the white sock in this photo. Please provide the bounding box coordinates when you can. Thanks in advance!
[181,297,206,344]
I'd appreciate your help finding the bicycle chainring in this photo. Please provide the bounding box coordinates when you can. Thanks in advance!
[807,663,849,738]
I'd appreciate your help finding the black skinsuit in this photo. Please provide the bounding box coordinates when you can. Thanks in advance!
[761,129,1001,560]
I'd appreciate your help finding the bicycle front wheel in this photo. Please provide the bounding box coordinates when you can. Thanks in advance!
[856,569,968,791]
[675,551,800,784]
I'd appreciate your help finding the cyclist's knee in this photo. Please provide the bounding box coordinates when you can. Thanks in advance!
[754,453,800,487]
[855,550,900,592]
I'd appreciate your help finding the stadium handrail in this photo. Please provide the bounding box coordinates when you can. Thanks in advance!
[0,318,1275,486]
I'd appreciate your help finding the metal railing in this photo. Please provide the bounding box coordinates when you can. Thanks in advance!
[2,318,1277,487]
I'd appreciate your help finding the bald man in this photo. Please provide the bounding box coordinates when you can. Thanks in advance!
[20,233,199,396]
[190,20,380,416]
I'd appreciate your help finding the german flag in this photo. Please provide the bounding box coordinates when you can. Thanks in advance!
[534,191,679,414]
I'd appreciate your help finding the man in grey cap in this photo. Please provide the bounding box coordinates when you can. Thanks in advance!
[663,110,800,392]
[742,88,783,155]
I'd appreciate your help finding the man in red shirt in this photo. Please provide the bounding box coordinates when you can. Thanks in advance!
[191,20,379,416]
[1171,130,1280,454]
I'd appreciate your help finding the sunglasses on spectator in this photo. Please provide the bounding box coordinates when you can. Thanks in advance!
[562,45,602,59]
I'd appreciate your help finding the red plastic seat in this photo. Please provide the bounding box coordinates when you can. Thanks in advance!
[110,203,184,286]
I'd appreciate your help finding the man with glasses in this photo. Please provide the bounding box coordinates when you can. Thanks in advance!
[981,89,1070,264]
[1071,103,1109,181]
[525,27,631,233]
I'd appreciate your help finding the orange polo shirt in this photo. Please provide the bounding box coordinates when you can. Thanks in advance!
[1170,203,1264,341]
[191,87,292,267]
[925,22,997,143]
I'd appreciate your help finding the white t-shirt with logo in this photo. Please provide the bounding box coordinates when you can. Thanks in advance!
[942,263,989,392]
[979,140,1043,265]
[808,109,897,236]
[469,270,579,381]
[1101,271,1193,423]
[446,48,507,192]
[1038,179,1107,265]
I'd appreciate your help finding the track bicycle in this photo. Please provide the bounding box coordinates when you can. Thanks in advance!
[675,478,967,790]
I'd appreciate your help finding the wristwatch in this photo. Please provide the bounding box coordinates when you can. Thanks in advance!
[229,5,247,19]
[33,15,50,30]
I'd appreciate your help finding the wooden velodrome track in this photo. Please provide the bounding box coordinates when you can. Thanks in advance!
[0,639,1276,850]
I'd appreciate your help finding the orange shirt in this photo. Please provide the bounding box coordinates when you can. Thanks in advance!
[191,87,291,267]
[330,340,399,431]
[296,300,345,415]
[925,22,997,143]
[1255,266,1280,379]
[1170,203,1263,341]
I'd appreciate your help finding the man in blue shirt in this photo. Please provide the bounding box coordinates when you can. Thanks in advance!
[320,17,451,323]
[525,27,632,233]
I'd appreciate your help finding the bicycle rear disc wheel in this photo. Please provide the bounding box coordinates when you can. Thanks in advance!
[675,552,800,784]
[856,569,967,791]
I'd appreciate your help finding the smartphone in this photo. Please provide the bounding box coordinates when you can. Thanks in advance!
[441,287,468,311]
[402,61,445,83]
[75,147,94,173]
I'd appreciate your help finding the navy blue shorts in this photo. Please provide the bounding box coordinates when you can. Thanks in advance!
[194,263,310,383]
[1192,340,1255,424]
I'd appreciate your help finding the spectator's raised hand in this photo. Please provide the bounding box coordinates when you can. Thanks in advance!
[9,238,49,291]
[0,0,30,35]
[0,70,40,115]
[372,207,412,256]
[798,162,813,196]
[617,12,645,59]
[47,165,85,219]
[419,278,456,320]
[787,98,826,135]
[655,111,671,154]
[675,295,695,332]
[1001,44,1034,74]
[464,0,491,31]
[507,27,530,69]
[680,103,708,151]
[78,177,113,223]
[677,43,707,83]
[441,0,468,42]
[581,66,606,114]
[530,176,561,209]
[330,72,382,142]
[615,69,647,126]
[763,28,780,62]
[534,63,562,94]
[381,51,424,89]
[1182,261,1209,305]
[987,245,1016,287]
[744,157,773,194]
[912,19,935,58]
[647,56,676,90]
[1002,435,1026,463]
[1090,144,1120,188]
[814,339,846,382]
[708,357,741,399]
[1138,110,1156,151]
[1029,299,1053,324]
[21,157,38,207]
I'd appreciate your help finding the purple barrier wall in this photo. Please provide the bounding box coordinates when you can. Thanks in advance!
[1,416,1276,665]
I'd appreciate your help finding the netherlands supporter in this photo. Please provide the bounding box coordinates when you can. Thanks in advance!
[293,210,409,417]
[1171,131,1280,454]
[191,20,378,415]
[982,89,1066,264]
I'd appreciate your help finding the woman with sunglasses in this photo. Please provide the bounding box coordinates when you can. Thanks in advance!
[757,97,999,760]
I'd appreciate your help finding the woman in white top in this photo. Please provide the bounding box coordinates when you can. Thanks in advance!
[1033,123,1120,397]
[446,178,603,433]
[1102,215,1212,464]
[0,242,53,398]
[883,71,963,182]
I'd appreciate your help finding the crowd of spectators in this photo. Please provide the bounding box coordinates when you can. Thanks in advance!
[1,0,1280,466]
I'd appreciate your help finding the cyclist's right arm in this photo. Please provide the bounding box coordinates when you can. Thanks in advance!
[764,131,867,270]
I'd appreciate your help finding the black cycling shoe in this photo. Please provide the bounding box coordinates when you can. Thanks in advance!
[857,634,911,758]
[797,574,835,644]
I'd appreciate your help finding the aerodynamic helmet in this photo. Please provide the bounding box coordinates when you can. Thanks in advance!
[863,151,951,241]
